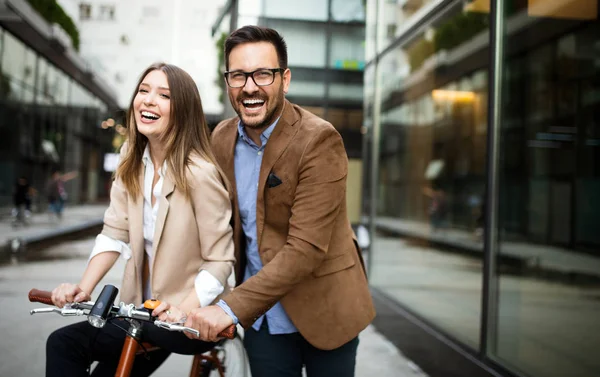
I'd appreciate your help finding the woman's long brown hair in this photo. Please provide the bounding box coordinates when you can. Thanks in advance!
[116,62,227,199]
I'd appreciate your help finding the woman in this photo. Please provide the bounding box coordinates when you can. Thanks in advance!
[46,62,235,377]
[45,169,78,219]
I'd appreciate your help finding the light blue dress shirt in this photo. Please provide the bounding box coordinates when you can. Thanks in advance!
[217,119,298,334]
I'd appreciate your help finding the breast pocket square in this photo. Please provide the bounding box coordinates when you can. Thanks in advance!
[267,173,283,188]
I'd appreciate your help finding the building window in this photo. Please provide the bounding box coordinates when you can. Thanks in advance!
[142,7,160,18]
[99,5,115,21]
[79,3,91,21]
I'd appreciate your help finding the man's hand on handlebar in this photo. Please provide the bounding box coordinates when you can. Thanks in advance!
[51,283,91,308]
[184,305,234,342]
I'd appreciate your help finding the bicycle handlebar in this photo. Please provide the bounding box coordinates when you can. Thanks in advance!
[28,288,236,339]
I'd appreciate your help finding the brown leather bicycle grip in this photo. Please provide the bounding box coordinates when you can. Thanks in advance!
[28,289,53,305]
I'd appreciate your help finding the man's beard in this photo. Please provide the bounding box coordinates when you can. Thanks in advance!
[236,89,284,129]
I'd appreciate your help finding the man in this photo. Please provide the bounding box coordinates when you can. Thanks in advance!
[185,25,375,376]
[12,176,35,224]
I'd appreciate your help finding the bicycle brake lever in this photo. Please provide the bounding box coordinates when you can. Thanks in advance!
[154,320,200,337]
[30,307,84,316]
[30,308,60,315]
[169,316,187,326]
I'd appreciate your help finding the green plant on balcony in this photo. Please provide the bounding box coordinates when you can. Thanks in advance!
[26,0,80,51]
[407,38,435,73]
[407,11,489,72]
[434,11,488,52]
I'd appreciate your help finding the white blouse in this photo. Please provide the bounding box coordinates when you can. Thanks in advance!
[90,146,224,307]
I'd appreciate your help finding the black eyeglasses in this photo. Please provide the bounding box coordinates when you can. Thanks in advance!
[224,68,285,88]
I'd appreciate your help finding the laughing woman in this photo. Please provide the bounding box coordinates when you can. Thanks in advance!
[45,62,235,377]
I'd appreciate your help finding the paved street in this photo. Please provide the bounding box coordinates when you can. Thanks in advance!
[0,233,425,376]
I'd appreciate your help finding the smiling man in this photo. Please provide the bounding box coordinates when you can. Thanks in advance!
[185,25,375,377]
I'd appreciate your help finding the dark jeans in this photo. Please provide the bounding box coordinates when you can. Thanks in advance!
[14,198,31,211]
[244,320,359,377]
[46,320,214,377]
[48,198,64,217]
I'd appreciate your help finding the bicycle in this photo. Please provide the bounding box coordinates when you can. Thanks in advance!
[29,284,240,377]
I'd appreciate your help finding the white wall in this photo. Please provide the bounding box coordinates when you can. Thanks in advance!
[58,0,226,113]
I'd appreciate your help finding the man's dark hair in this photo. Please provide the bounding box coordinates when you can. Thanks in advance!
[224,25,288,71]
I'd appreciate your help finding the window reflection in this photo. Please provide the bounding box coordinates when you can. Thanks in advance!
[377,0,443,53]
[371,5,489,347]
[2,32,26,81]
[495,4,600,376]
[366,1,600,376]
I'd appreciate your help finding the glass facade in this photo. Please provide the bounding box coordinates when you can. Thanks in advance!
[494,2,600,376]
[0,26,113,208]
[365,0,600,376]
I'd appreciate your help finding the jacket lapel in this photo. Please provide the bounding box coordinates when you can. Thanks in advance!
[256,101,299,247]
[220,124,238,200]
[217,120,246,285]
[152,173,175,258]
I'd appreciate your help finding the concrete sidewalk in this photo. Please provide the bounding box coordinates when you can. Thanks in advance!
[0,204,107,252]
[0,205,427,376]
[376,217,600,281]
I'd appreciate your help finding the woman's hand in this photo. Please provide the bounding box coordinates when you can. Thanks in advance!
[152,301,186,323]
[51,283,91,308]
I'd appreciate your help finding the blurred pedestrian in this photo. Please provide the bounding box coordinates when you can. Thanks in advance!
[12,176,35,225]
[185,25,375,377]
[45,169,77,219]
[423,183,447,232]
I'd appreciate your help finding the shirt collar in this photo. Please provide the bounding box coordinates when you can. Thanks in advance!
[237,117,280,147]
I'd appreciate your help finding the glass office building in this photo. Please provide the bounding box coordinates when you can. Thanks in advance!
[0,1,118,208]
[364,1,599,376]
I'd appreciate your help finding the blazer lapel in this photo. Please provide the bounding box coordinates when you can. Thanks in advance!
[256,101,299,247]
[220,124,238,201]
[218,121,247,285]
[152,173,175,259]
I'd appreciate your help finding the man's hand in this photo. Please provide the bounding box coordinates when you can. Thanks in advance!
[184,305,233,342]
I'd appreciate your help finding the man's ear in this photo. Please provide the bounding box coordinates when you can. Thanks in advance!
[282,68,291,94]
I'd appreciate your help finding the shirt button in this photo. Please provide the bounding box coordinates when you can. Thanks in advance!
[258,151,262,155]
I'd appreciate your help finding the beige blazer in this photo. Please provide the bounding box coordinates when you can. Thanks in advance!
[212,101,375,350]
[101,143,235,307]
